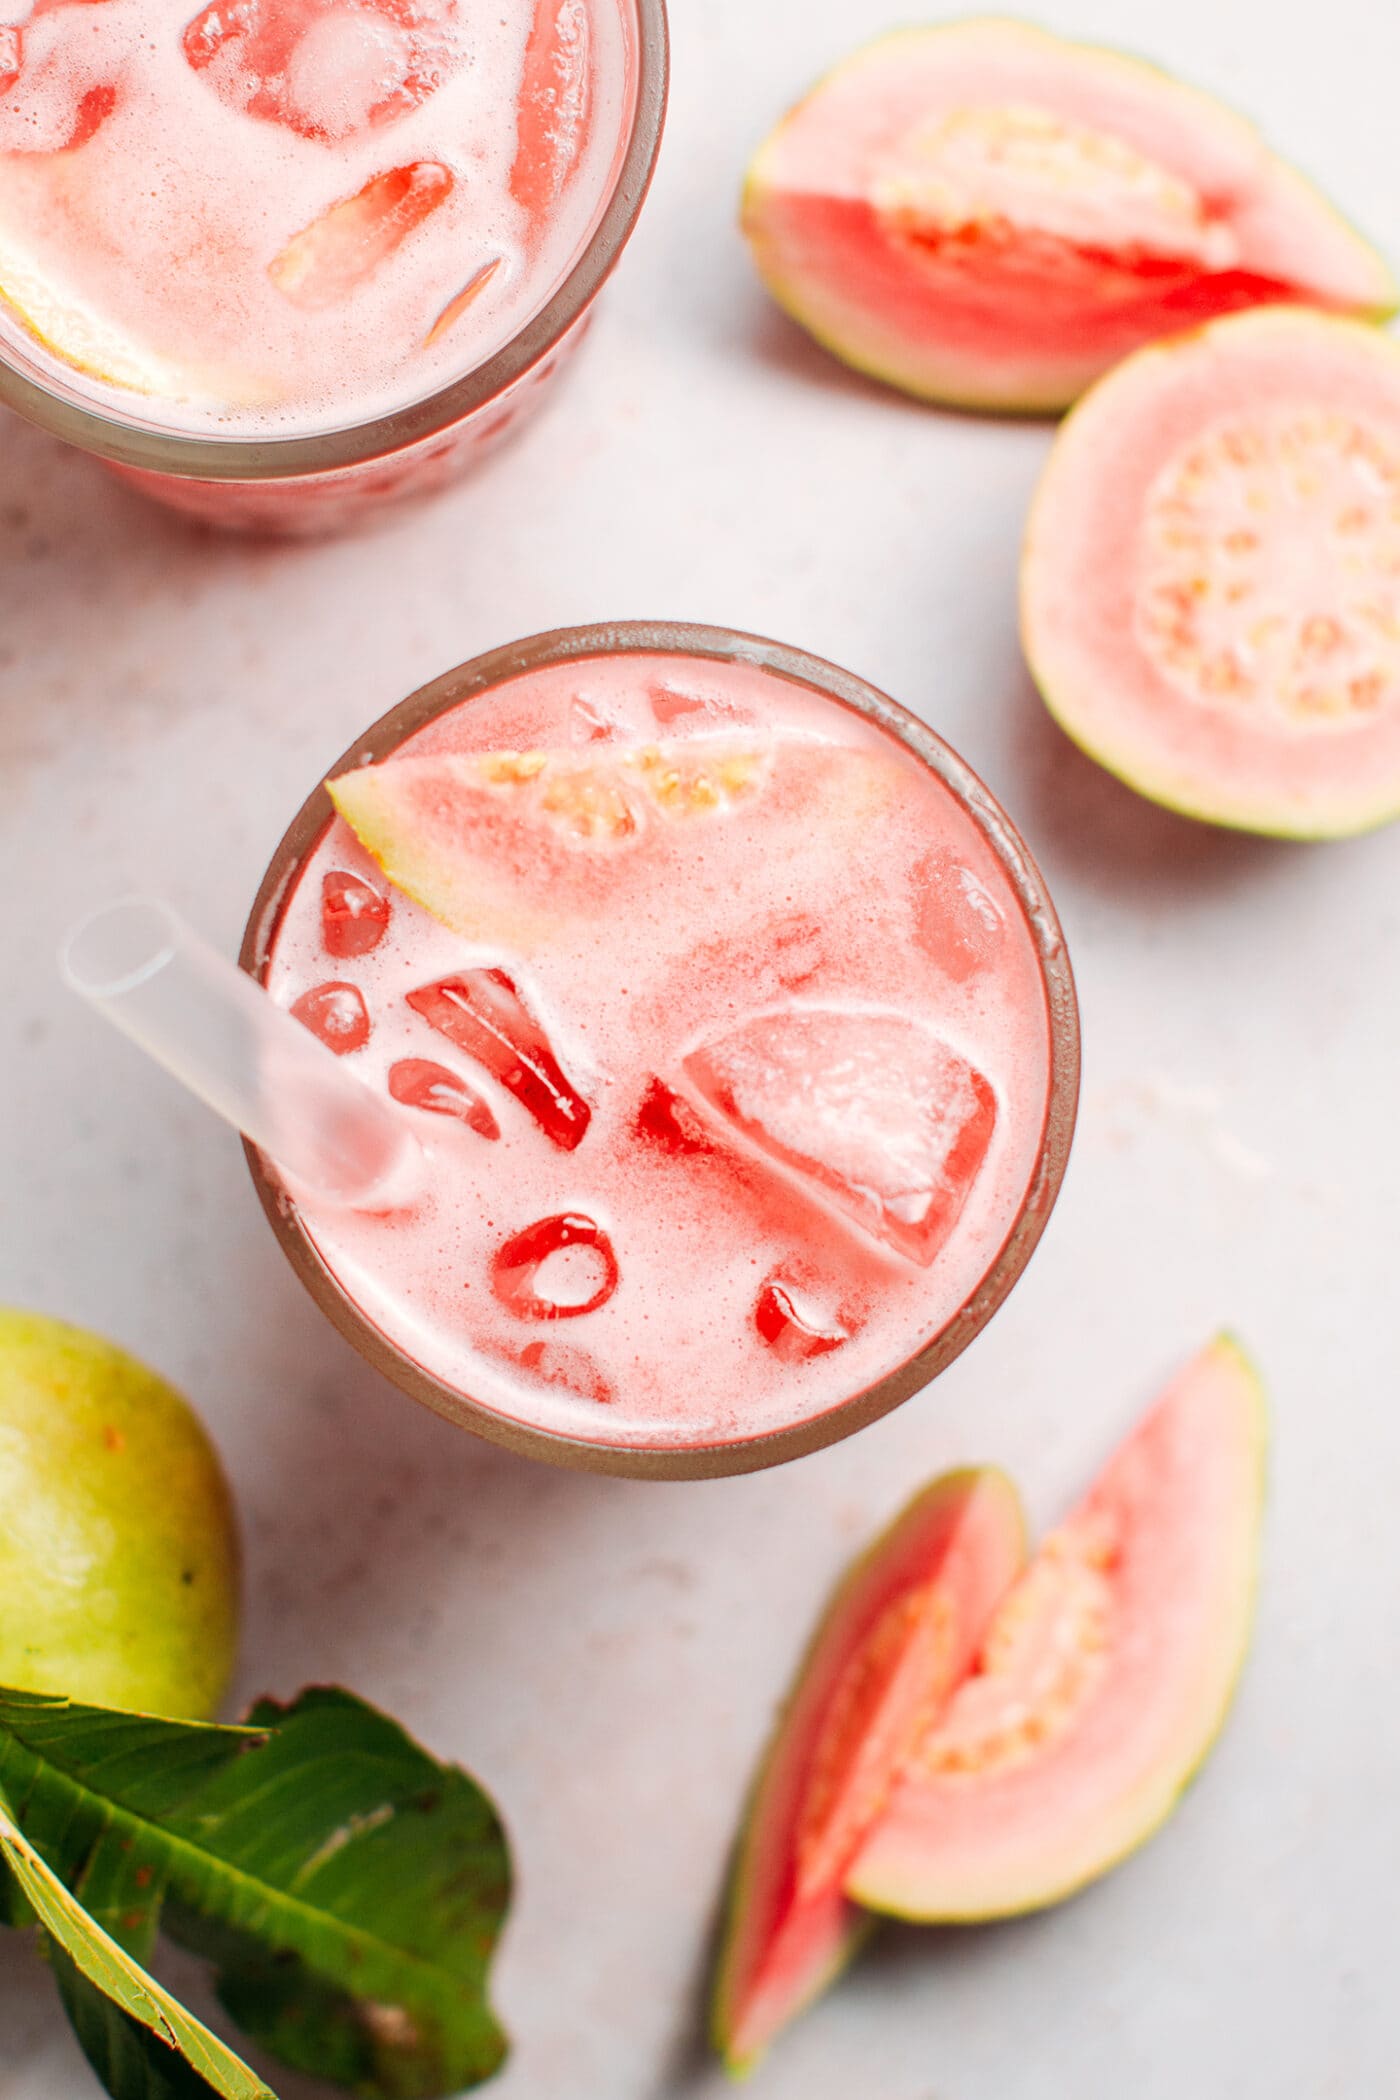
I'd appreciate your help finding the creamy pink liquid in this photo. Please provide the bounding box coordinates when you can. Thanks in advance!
[0,0,633,433]
[264,652,1056,1453]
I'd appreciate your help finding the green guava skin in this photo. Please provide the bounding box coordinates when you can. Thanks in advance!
[0,1309,241,1719]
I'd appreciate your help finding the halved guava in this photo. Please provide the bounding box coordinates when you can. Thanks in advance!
[741,19,1395,414]
[846,1335,1266,1922]
[712,1468,1025,2074]
[1022,306,1400,835]
[327,740,897,949]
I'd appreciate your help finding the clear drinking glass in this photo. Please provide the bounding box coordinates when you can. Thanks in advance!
[242,622,1081,1478]
[0,0,668,535]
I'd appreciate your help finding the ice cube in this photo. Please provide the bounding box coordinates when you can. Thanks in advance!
[518,1337,612,1404]
[387,1057,499,1138]
[290,979,371,1054]
[321,868,390,958]
[755,1277,850,1361]
[914,851,1005,983]
[65,80,113,148]
[491,1212,618,1319]
[648,684,754,731]
[509,0,591,218]
[182,0,462,143]
[633,1076,720,1157]
[0,4,120,155]
[406,969,591,1150]
[269,161,453,310]
[684,1008,997,1266]
[569,693,624,744]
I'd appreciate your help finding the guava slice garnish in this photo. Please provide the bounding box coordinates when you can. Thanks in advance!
[0,219,206,399]
[0,1309,241,1720]
[712,1468,1026,2074]
[846,1334,1267,1920]
[742,19,1395,413]
[1022,304,1400,836]
[327,739,895,950]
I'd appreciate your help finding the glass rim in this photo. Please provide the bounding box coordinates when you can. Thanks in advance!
[0,0,669,482]
[241,619,1082,1480]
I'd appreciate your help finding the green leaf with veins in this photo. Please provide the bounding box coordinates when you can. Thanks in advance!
[0,1685,511,2099]
[53,1951,268,2100]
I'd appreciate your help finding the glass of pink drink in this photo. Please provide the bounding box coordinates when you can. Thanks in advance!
[244,623,1080,1476]
[0,0,666,532]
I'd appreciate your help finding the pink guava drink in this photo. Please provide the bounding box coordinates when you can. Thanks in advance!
[0,0,666,532]
[246,625,1079,1476]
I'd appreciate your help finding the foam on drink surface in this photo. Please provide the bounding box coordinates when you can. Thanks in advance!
[264,654,1056,1452]
[0,0,632,433]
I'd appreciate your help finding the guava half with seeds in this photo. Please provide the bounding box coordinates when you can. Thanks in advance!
[1022,307,1400,835]
[846,1335,1266,1922]
[712,1468,1025,2074]
[741,18,1395,414]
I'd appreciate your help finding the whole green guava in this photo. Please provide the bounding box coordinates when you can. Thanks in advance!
[0,1309,240,1718]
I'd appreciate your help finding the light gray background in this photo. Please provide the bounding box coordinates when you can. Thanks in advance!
[3,2,1398,2094]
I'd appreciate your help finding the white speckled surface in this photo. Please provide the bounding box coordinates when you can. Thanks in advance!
[2,3,1399,2095]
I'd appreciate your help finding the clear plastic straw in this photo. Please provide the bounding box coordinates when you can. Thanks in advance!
[61,896,421,1208]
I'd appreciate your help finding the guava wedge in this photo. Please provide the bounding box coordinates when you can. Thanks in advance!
[712,1468,1025,2074]
[328,740,897,950]
[846,1335,1266,1922]
[741,18,1395,414]
[0,217,197,398]
[1022,306,1400,836]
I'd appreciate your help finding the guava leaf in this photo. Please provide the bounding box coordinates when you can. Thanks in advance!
[0,1775,271,2099]
[0,1685,511,2099]
[53,1952,268,2100]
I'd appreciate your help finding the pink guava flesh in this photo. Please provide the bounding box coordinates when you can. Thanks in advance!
[743,19,1395,412]
[1022,306,1400,836]
[712,1468,1025,2072]
[845,1335,1267,1921]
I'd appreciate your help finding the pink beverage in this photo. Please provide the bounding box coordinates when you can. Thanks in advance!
[0,0,666,531]
[246,626,1079,1475]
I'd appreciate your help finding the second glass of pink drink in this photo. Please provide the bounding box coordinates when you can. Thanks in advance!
[245,624,1080,1477]
[0,0,667,531]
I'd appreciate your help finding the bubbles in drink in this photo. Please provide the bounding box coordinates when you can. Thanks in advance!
[181,0,464,143]
[491,1212,618,1319]
[914,850,1005,982]
[685,1007,998,1267]
[406,969,592,1150]
[755,1278,851,1362]
[290,979,372,1053]
[387,1057,500,1138]
[509,0,591,219]
[269,160,454,310]
[518,1337,612,1404]
[321,868,390,958]
[0,28,21,97]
